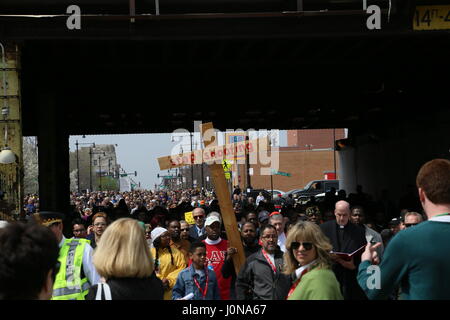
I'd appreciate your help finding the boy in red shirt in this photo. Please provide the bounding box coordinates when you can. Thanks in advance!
[203,215,231,300]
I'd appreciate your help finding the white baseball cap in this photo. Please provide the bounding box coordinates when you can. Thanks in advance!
[150,227,168,244]
[205,215,221,227]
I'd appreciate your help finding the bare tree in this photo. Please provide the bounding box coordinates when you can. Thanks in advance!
[22,137,39,195]
[69,169,78,192]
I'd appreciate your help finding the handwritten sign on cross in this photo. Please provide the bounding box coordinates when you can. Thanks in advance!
[157,123,270,274]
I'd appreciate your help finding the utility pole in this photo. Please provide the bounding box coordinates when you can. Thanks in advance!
[190,132,194,189]
[90,148,105,192]
[98,154,102,191]
[78,141,95,192]
[333,128,337,178]
[89,148,92,191]
[246,134,251,190]
[76,140,80,193]
[235,136,239,188]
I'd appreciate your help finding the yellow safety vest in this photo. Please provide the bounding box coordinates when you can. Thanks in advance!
[52,238,91,300]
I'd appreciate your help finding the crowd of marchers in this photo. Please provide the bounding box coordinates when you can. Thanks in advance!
[2,158,450,300]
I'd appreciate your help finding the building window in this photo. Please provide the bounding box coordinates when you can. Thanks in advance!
[93,160,97,166]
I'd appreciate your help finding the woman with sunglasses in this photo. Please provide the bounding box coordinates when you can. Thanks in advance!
[283,221,343,300]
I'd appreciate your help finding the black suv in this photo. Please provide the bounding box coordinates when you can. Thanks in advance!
[283,180,340,199]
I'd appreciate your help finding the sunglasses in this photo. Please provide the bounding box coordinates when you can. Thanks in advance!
[404,223,417,228]
[180,228,189,232]
[193,216,204,220]
[290,241,313,251]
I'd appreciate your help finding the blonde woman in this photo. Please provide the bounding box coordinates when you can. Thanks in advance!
[284,221,343,300]
[86,218,163,300]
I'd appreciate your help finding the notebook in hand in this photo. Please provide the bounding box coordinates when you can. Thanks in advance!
[330,244,366,261]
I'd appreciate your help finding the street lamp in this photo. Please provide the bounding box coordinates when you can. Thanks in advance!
[90,148,105,191]
[189,132,194,189]
[76,141,95,192]
[172,132,197,190]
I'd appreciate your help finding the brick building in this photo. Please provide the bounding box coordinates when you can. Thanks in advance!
[233,129,346,192]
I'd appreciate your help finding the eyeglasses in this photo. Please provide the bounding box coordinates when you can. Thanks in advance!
[290,241,313,251]
[404,223,418,228]
[180,228,189,232]
[193,215,204,220]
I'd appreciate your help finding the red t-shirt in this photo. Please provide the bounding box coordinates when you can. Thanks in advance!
[203,238,231,300]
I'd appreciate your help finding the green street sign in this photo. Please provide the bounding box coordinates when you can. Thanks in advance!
[271,170,291,177]
[120,174,128,177]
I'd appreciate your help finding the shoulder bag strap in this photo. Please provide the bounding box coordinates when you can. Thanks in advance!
[95,283,103,300]
[103,283,112,300]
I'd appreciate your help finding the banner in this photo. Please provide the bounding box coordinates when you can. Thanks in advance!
[185,211,195,225]
[158,137,269,171]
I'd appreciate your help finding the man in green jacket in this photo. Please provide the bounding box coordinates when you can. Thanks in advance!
[357,159,450,299]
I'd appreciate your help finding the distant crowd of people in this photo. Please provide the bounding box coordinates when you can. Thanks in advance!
[2,158,450,300]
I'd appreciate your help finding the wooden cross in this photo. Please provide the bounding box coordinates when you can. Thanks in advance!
[199,122,246,275]
[157,122,270,274]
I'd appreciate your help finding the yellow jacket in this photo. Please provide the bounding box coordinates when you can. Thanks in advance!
[151,246,186,300]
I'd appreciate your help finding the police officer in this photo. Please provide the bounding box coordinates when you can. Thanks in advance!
[35,211,100,300]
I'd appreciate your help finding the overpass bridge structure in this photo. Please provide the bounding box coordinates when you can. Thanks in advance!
[0,0,449,217]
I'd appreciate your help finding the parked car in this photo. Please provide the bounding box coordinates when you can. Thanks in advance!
[245,189,272,201]
[268,189,285,197]
[283,180,340,200]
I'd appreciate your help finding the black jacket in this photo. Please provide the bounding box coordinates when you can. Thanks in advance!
[320,220,367,300]
[221,242,262,300]
[86,273,164,300]
[236,249,291,300]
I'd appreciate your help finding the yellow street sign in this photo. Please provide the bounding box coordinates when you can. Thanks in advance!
[414,5,450,30]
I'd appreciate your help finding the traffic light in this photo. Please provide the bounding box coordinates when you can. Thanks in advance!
[134,171,137,176]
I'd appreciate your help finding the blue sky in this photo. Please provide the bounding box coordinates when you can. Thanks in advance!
[69,131,287,189]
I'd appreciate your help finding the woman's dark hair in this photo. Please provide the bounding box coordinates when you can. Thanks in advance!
[0,222,59,299]
[153,235,174,266]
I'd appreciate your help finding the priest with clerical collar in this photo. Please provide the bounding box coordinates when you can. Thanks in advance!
[320,201,367,300]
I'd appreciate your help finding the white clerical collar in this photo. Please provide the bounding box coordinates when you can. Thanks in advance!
[295,259,318,279]
[205,237,222,245]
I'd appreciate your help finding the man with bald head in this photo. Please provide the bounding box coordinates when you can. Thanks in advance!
[189,207,207,240]
[320,200,367,300]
